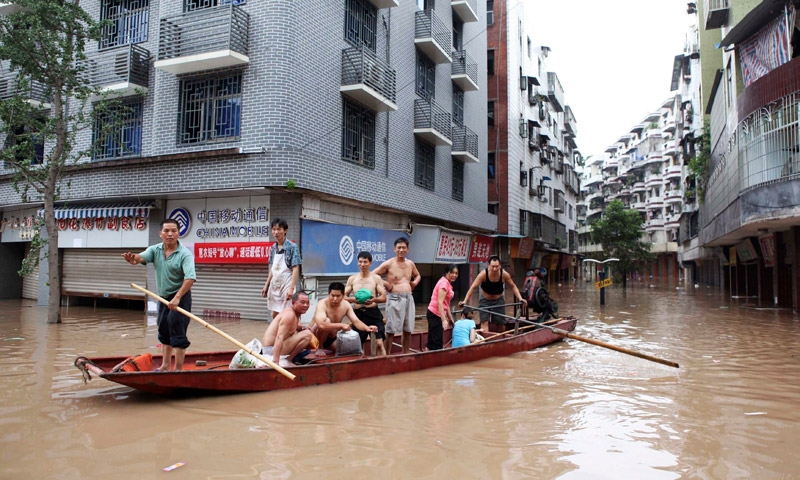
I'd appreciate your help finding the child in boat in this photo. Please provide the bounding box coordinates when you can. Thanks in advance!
[451,307,483,348]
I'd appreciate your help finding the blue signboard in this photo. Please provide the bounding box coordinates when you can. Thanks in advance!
[301,219,408,276]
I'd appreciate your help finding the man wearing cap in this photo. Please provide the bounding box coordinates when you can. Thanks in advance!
[345,251,387,356]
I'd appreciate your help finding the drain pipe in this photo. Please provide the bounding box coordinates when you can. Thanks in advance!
[385,9,391,178]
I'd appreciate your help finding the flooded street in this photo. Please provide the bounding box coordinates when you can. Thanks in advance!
[1,281,799,479]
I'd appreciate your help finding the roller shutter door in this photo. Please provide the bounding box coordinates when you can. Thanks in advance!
[192,265,270,321]
[21,244,40,300]
[62,249,147,300]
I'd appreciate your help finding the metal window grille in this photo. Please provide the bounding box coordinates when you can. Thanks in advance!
[92,99,143,160]
[452,86,464,126]
[3,123,44,166]
[178,73,242,145]
[452,160,464,201]
[488,151,495,179]
[415,140,435,190]
[416,54,435,100]
[344,0,377,52]
[100,0,150,50]
[184,0,245,13]
[341,98,376,169]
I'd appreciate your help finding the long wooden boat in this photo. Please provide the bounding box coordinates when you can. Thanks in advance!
[75,316,577,396]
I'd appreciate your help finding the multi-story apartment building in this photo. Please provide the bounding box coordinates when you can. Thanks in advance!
[696,0,800,309]
[486,0,581,284]
[0,0,495,319]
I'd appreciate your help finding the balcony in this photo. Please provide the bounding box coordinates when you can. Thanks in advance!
[154,5,249,75]
[587,206,603,218]
[554,191,565,213]
[414,98,451,146]
[451,125,479,163]
[664,117,676,133]
[644,152,664,167]
[451,0,478,23]
[584,173,603,187]
[665,165,682,179]
[646,195,664,208]
[415,10,451,64]
[631,181,646,193]
[645,174,663,186]
[617,188,631,197]
[564,105,577,138]
[451,50,478,91]
[645,218,665,231]
[704,0,729,29]
[546,72,564,112]
[585,190,603,203]
[368,0,399,8]
[84,45,150,101]
[631,200,646,211]
[665,189,683,203]
[341,46,397,112]
[663,142,677,157]
[665,213,681,227]
[602,159,618,171]
[0,71,50,109]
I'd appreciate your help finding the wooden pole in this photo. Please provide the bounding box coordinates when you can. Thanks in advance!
[130,283,296,380]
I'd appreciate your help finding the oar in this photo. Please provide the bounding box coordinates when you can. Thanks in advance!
[131,283,296,380]
[468,304,680,368]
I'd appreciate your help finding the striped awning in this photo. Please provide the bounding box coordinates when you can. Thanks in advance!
[45,202,155,219]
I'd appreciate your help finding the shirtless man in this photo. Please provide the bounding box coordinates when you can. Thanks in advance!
[459,255,523,333]
[262,291,313,367]
[310,282,378,354]
[345,251,388,356]
[373,237,420,354]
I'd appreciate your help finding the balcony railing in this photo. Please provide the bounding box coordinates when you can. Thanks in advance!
[546,72,564,112]
[414,10,451,64]
[155,4,249,75]
[340,45,397,112]
[704,0,729,29]
[451,50,478,91]
[451,0,478,23]
[564,105,577,137]
[414,98,451,146]
[83,45,150,100]
[0,71,50,108]
[451,125,478,163]
[367,0,399,8]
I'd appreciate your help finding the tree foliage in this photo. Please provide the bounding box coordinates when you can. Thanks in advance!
[590,199,654,288]
[0,0,115,322]
[687,121,710,204]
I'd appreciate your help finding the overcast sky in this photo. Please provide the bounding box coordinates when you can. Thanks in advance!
[524,0,693,157]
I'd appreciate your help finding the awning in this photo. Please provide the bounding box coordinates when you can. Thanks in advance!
[43,202,155,219]
[719,0,788,48]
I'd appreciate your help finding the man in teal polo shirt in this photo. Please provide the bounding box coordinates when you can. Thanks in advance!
[122,219,196,371]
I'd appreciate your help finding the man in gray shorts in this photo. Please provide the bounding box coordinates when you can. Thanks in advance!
[459,255,524,333]
[373,237,420,354]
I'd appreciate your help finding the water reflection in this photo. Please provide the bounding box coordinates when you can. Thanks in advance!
[1,282,800,478]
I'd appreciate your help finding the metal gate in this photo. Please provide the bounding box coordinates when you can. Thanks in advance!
[21,244,39,300]
[63,249,147,300]
[192,264,270,321]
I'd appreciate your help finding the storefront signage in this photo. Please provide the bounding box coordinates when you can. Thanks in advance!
[57,216,147,232]
[759,235,775,267]
[435,230,471,263]
[468,235,493,263]
[735,239,758,263]
[166,196,271,243]
[302,219,407,275]
[1,211,37,241]
[195,242,274,264]
[517,237,535,259]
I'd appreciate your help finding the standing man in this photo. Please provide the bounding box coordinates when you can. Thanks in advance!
[458,255,524,333]
[261,218,301,320]
[122,219,196,371]
[309,282,378,355]
[373,237,420,354]
[262,291,313,367]
[345,251,388,356]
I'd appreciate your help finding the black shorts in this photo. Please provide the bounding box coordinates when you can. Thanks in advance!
[157,291,192,349]
[354,306,386,343]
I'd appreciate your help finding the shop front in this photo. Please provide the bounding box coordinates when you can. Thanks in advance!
[165,196,272,321]
[0,207,40,300]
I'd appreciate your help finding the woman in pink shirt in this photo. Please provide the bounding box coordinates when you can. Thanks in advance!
[426,264,458,351]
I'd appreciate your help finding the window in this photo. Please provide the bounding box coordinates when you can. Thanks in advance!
[453,18,463,51]
[725,58,733,108]
[486,0,494,25]
[416,53,436,100]
[452,160,464,201]
[487,101,494,126]
[488,202,498,215]
[345,0,377,52]
[184,0,245,12]
[415,140,435,190]
[527,37,532,59]
[452,85,464,126]
[92,99,143,160]
[487,49,495,75]
[488,151,495,179]
[178,72,242,145]
[416,0,434,9]
[341,98,375,168]
[3,121,45,166]
[100,0,149,50]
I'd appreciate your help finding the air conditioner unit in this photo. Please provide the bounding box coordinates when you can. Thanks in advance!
[539,194,548,202]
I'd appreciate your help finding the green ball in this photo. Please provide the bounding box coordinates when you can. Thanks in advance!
[354,288,373,304]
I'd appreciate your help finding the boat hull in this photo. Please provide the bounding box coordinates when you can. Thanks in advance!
[85,317,577,396]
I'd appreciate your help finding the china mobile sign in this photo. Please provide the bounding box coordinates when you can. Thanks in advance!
[194,242,275,264]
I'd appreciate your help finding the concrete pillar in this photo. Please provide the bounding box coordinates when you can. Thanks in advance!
[773,231,783,306]
[792,227,800,312]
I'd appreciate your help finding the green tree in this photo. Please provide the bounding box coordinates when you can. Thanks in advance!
[590,199,654,289]
[687,121,710,204]
[0,0,114,323]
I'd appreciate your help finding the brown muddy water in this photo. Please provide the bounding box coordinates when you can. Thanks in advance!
[1,281,799,479]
